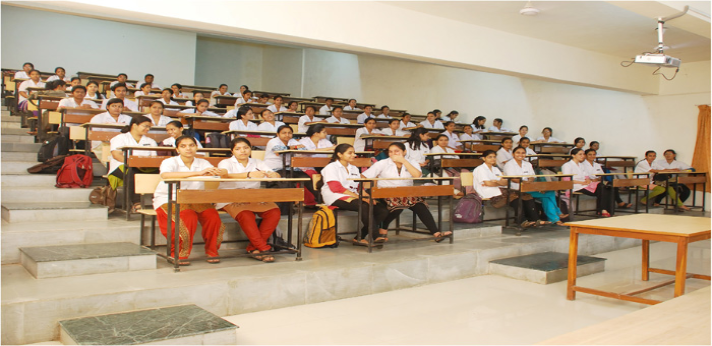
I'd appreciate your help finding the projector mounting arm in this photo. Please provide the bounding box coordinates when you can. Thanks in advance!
[657,5,689,54]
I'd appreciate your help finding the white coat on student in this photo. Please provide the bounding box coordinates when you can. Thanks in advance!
[58,97,98,109]
[472,164,504,199]
[353,127,381,152]
[108,132,157,174]
[503,160,535,190]
[419,119,444,129]
[320,161,361,205]
[561,160,589,191]
[362,157,422,188]
[496,148,513,170]
[264,137,301,171]
[101,98,139,112]
[152,156,214,210]
[229,119,259,132]
[319,104,332,115]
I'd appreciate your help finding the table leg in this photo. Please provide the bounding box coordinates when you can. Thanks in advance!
[674,239,689,297]
[642,239,650,281]
[567,227,580,300]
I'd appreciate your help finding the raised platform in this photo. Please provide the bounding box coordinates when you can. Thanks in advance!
[489,251,605,284]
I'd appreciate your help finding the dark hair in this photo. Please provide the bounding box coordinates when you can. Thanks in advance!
[23,62,34,69]
[175,135,197,147]
[472,116,486,129]
[111,82,127,92]
[236,105,252,119]
[259,93,270,99]
[243,90,253,96]
[277,125,293,134]
[520,137,530,143]
[273,95,283,101]
[388,118,400,125]
[364,117,376,125]
[501,137,512,144]
[193,90,205,97]
[332,105,343,111]
[584,149,597,156]
[230,137,251,150]
[162,88,172,94]
[407,127,429,151]
[402,112,411,118]
[388,142,406,152]
[427,112,435,117]
[663,149,676,156]
[145,73,154,78]
[121,115,152,133]
[117,73,127,78]
[87,81,100,88]
[330,143,353,162]
[106,98,124,109]
[139,83,151,90]
[196,99,210,107]
[543,127,553,134]
[166,120,183,129]
[305,105,316,112]
[29,69,40,75]
[364,105,372,110]
[85,81,104,99]
[435,134,448,142]
[219,83,228,88]
[326,98,334,102]
[444,121,455,127]
[494,118,503,124]
[589,141,599,147]
[288,101,298,108]
[70,77,80,82]
[512,146,527,154]
[570,148,583,156]
[645,150,656,156]
[433,109,442,115]
[171,83,182,90]
[574,137,585,145]
[240,84,249,90]
[149,100,165,109]
[55,67,65,73]
[71,85,87,93]
[482,150,497,158]
[46,80,65,90]
[519,125,528,130]
[306,123,327,137]
[381,105,390,111]
[348,98,356,103]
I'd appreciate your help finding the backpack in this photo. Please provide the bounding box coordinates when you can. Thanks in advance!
[453,193,483,223]
[303,206,338,248]
[37,133,70,162]
[205,133,229,148]
[56,154,93,188]
[27,154,67,174]
[89,185,117,213]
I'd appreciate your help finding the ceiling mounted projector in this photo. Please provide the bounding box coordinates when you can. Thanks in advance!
[520,1,540,16]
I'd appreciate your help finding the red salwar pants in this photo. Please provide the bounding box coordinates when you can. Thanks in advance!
[223,203,281,252]
[156,204,225,259]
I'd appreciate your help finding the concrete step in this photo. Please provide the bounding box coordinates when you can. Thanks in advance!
[489,251,606,284]
[1,174,56,187]
[2,186,93,203]
[1,218,141,264]
[2,109,11,115]
[2,142,41,152]
[2,119,22,129]
[59,305,238,345]
[1,161,36,174]
[2,114,20,122]
[20,242,156,279]
[1,127,30,135]
[1,202,107,223]
[2,134,35,143]
[1,151,37,161]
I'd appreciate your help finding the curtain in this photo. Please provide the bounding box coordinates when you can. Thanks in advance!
[691,105,710,192]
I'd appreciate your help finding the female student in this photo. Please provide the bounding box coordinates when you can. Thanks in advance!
[235,85,249,98]
[459,125,476,151]
[298,123,336,153]
[511,126,528,147]
[473,150,542,228]
[319,98,334,115]
[441,110,459,122]
[85,81,105,100]
[267,95,288,113]
[18,69,45,111]
[286,101,299,113]
[185,91,205,107]
[432,109,443,121]
[488,118,511,132]
[442,121,461,149]
[159,88,179,107]
[325,106,351,124]
[471,116,487,139]
[211,84,230,98]
[562,148,614,217]
[534,127,564,143]
[229,105,259,131]
[651,149,693,207]
[354,117,381,152]
[431,134,463,194]
[183,99,220,117]
[235,90,255,106]
[152,135,226,265]
[363,142,451,241]
[583,149,631,209]
[589,141,600,151]
[356,105,375,124]
[321,144,388,244]
[504,147,567,226]
[46,67,70,83]
[161,120,202,149]
[57,85,98,110]
[518,137,538,158]
[144,101,172,127]
[405,127,432,176]
[377,105,392,119]
[634,150,689,210]
[171,83,185,98]
[264,125,318,207]
[381,118,408,137]
[217,138,281,263]
[496,137,514,170]
[298,106,324,133]
[343,99,361,111]
[398,113,418,131]
[257,109,285,134]
[14,62,33,79]
[108,116,158,188]
[419,112,444,129]
[133,83,152,97]
[570,137,585,154]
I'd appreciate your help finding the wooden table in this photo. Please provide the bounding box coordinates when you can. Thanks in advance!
[565,214,711,305]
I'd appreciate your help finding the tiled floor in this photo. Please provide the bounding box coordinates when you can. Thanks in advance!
[224,239,711,345]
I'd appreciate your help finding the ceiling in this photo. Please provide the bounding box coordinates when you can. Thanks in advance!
[382,1,711,62]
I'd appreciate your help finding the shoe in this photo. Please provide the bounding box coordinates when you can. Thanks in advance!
[272,236,296,250]
[600,211,611,217]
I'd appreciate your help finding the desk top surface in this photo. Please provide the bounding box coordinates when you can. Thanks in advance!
[167,177,310,182]
[565,214,711,237]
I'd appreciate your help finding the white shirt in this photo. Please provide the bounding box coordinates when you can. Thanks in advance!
[158,99,179,107]
[523,147,538,161]
[561,160,588,191]
[101,98,139,112]
[440,116,452,122]
[535,136,563,143]
[488,126,512,133]
[321,161,361,205]
[380,128,408,137]
[46,75,71,83]
[216,157,272,209]
[182,108,220,117]
[264,137,301,171]
[443,131,460,148]
[651,160,691,171]
[257,121,285,135]
[431,145,458,159]
[57,97,98,110]
[362,158,422,188]
[353,127,381,152]
[13,71,28,79]
[635,160,655,184]
[267,105,288,113]
[110,80,134,89]
[152,157,215,210]
[234,97,253,106]
[18,79,46,103]
[419,120,444,129]
[109,132,157,173]
[503,160,535,190]
[356,113,375,124]
[406,142,430,165]
[377,114,392,119]
[583,160,604,179]
[319,105,333,115]
[399,121,417,130]
[229,120,259,132]
[144,114,172,127]
[496,148,513,170]
[298,115,320,133]
[162,136,204,149]
[473,164,504,199]
[512,134,525,146]
[343,105,361,111]
[85,92,104,100]
[89,112,133,148]
[459,133,476,142]
[325,116,351,124]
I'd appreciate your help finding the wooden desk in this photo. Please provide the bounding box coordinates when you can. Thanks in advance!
[79,123,168,155]
[275,149,373,177]
[565,214,711,304]
[501,174,574,231]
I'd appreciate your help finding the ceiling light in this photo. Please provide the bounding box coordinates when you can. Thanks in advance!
[520,1,540,16]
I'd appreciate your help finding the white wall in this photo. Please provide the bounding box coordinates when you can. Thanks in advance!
[261,46,303,97]
[1,5,197,85]
[194,36,263,91]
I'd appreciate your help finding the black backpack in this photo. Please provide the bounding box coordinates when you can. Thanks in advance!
[27,154,67,174]
[206,133,229,148]
[37,134,70,162]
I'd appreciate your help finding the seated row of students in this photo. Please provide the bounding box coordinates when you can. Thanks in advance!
[634,149,693,211]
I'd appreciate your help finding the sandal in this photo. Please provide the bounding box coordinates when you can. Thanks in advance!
[618,202,632,209]
[169,258,190,266]
[536,220,552,227]
[559,214,569,219]
[600,211,611,217]
[352,238,369,246]
[520,221,536,228]
[554,221,567,227]
[207,257,221,264]
[375,230,389,243]
[249,250,274,263]
[434,231,453,243]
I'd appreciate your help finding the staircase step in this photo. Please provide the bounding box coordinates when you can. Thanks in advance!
[2,134,35,143]
[489,251,606,284]
[59,305,238,345]
[20,242,155,279]
[2,120,21,129]
[1,151,37,161]
[2,186,93,203]
[2,109,11,115]
[1,142,41,152]
[1,161,36,174]
[1,174,56,187]
[1,127,31,135]
[1,114,20,122]
[2,202,107,223]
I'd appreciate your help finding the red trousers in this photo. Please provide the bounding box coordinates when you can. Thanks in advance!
[235,208,281,252]
[156,205,224,259]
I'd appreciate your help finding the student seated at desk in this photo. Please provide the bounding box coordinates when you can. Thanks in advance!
[46,67,70,83]
[651,149,693,207]
[381,118,408,137]
[405,127,431,176]
[431,134,463,194]
[377,105,392,119]
[229,105,259,131]
[110,73,134,91]
[90,98,133,155]
[152,135,226,265]
[171,83,185,99]
[504,147,566,226]
[354,117,382,152]
[474,150,542,228]
[217,138,281,263]
[511,125,528,147]
[459,125,476,149]
[85,81,105,100]
[257,109,285,134]
[356,105,375,124]
[17,69,45,111]
[569,137,585,154]
[185,91,205,107]
[635,150,689,210]
[298,123,336,154]
[142,74,160,90]
[257,93,272,105]
[470,116,486,139]
[443,121,461,149]
[518,137,538,157]
[182,99,220,117]
[286,101,299,113]
[488,118,511,132]
[143,101,172,127]
[158,88,179,107]
[161,120,202,149]
[534,127,563,143]
[57,85,98,110]
[589,141,600,151]
[107,116,158,189]
[13,62,33,79]
[133,83,153,97]
[319,98,334,115]
[419,112,444,129]
[562,148,614,217]
[267,95,288,113]
[69,77,81,89]
[432,109,443,121]
[496,137,513,170]
[210,84,230,99]
[398,113,418,131]
[325,106,351,124]
[234,90,255,107]
[321,144,389,244]
[343,99,361,111]
[441,110,459,122]
[101,83,139,112]
[234,85,249,98]
[264,125,317,206]
[298,106,324,133]
[583,149,631,209]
